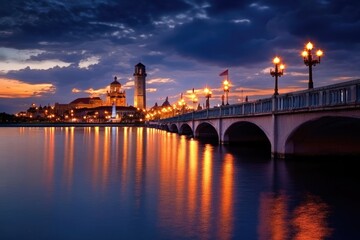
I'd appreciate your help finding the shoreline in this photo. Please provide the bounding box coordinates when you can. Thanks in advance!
[0,122,147,128]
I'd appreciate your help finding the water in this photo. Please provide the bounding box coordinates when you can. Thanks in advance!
[0,127,358,240]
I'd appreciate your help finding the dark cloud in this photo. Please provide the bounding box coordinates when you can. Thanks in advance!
[0,0,192,48]
[161,19,273,66]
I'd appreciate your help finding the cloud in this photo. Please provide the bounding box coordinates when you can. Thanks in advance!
[232,19,251,24]
[0,78,55,98]
[72,88,81,93]
[78,56,100,69]
[71,86,109,97]
[249,3,270,11]
[330,76,359,82]
[0,47,71,73]
[123,81,134,89]
[287,72,308,77]
[147,88,157,93]
[147,78,176,84]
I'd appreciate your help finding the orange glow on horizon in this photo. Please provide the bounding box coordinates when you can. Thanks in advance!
[0,78,55,98]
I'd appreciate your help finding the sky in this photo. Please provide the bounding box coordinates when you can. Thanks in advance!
[0,0,360,114]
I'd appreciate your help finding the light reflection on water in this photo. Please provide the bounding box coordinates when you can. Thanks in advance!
[0,127,357,239]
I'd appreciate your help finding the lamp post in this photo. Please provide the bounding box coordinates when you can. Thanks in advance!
[270,56,285,96]
[302,41,323,89]
[223,79,230,105]
[191,88,198,111]
[178,93,185,114]
[204,87,212,109]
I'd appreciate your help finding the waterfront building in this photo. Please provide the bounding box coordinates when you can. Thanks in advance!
[146,97,174,120]
[133,62,147,110]
[161,96,171,108]
[51,74,143,122]
[106,76,126,106]
[21,66,147,123]
[69,97,103,109]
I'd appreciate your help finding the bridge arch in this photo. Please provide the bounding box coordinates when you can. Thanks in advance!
[160,124,169,131]
[223,121,271,151]
[285,116,360,157]
[169,123,178,133]
[195,122,219,142]
[179,123,193,136]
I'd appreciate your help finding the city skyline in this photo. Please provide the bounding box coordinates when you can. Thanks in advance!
[1,0,360,113]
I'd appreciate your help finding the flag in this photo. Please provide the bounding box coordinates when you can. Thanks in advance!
[219,69,228,77]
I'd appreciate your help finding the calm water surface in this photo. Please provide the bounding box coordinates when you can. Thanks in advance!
[0,127,358,240]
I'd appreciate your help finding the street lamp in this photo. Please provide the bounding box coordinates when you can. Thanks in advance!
[302,41,323,89]
[223,79,230,105]
[204,87,212,109]
[191,88,198,111]
[178,93,185,114]
[270,56,285,96]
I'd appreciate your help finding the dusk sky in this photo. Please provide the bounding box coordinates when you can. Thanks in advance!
[1,0,360,113]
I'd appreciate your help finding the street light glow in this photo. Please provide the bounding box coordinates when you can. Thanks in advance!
[306,42,313,50]
[204,87,212,109]
[273,57,280,64]
[302,41,324,89]
[222,78,230,105]
[270,56,285,95]
[316,50,323,57]
[302,51,308,57]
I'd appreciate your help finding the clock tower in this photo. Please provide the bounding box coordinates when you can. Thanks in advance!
[133,63,147,109]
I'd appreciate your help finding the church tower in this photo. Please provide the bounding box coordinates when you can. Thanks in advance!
[133,62,147,109]
[106,76,126,106]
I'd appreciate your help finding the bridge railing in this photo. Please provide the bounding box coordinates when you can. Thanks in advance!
[277,79,360,111]
[157,79,360,123]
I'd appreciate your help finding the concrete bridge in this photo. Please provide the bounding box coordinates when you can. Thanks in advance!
[151,79,360,158]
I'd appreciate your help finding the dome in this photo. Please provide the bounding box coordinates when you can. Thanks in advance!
[111,76,121,86]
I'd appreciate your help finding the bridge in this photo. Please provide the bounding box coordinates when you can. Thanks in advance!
[150,79,360,158]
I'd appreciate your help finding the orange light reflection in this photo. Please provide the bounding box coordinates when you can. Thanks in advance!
[200,144,213,239]
[218,153,234,240]
[258,192,288,240]
[44,127,55,197]
[187,139,198,227]
[292,195,332,240]
[63,127,75,192]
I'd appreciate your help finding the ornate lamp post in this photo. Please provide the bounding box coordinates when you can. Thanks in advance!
[302,41,323,89]
[204,87,212,109]
[223,79,230,105]
[270,56,285,96]
[191,88,198,111]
